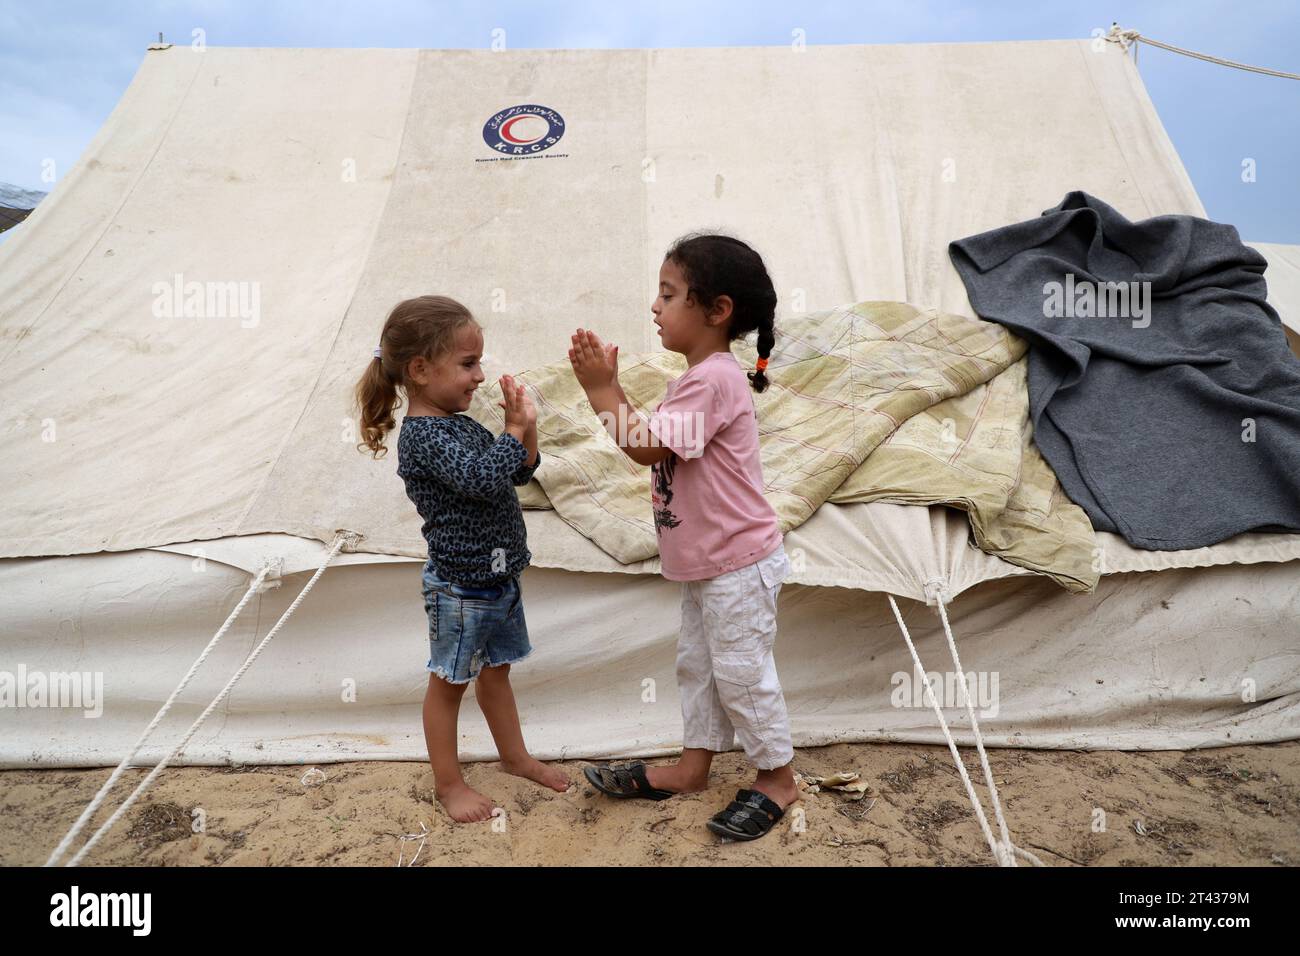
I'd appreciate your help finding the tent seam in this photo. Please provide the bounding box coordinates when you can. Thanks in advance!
[1075,40,1152,218]
[229,51,421,539]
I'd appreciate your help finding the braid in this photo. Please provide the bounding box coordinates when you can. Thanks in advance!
[747,311,775,393]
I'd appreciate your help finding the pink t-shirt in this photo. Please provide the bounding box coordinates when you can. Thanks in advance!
[647,350,782,581]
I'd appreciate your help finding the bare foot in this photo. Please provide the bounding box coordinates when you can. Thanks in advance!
[644,763,709,795]
[502,755,571,793]
[436,780,496,822]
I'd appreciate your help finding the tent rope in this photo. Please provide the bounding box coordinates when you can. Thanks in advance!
[1105,23,1300,80]
[43,558,276,866]
[46,531,357,866]
[887,590,1045,867]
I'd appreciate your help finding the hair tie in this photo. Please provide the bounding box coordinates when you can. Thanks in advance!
[755,357,768,372]
[373,347,382,359]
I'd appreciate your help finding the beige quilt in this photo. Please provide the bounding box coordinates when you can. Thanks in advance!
[480,301,1098,592]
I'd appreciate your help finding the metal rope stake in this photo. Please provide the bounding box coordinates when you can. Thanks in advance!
[52,531,357,866]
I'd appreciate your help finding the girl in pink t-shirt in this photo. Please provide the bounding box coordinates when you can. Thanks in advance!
[569,233,797,842]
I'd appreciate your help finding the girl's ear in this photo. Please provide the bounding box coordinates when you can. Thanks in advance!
[708,294,734,327]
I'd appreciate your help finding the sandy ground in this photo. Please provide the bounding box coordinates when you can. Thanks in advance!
[4,741,1298,867]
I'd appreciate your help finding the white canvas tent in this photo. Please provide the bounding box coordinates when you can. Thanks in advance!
[3,39,1298,769]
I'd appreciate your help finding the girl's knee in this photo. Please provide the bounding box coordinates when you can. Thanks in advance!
[428,673,470,696]
[476,662,511,683]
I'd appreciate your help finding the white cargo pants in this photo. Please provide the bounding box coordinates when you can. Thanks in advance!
[676,544,794,770]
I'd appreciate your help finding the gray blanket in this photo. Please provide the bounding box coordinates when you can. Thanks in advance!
[949,191,1300,551]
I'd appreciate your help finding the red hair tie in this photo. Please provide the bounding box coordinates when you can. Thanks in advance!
[755,357,769,372]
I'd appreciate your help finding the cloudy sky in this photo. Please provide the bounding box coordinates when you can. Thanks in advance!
[1,0,1296,240]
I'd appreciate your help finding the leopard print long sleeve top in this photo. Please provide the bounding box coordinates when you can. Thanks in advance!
[396,414,541,586]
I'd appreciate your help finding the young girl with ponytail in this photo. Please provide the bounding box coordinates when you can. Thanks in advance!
[569,233,798,842]
[354,295,569,824]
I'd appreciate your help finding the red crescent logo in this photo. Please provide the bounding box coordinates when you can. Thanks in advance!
[500,115,547,145]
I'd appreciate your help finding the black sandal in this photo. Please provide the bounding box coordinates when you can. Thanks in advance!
[583,760,675,800]
[706,789,786,841]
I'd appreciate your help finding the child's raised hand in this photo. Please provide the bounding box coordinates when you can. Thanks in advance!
[568,327,619,392]
[498,374,536,431]
[517,381,538,430]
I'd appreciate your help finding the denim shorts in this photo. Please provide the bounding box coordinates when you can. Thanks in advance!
[421,559,532,684]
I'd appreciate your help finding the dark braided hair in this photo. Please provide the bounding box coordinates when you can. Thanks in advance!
[664,232,777,392]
